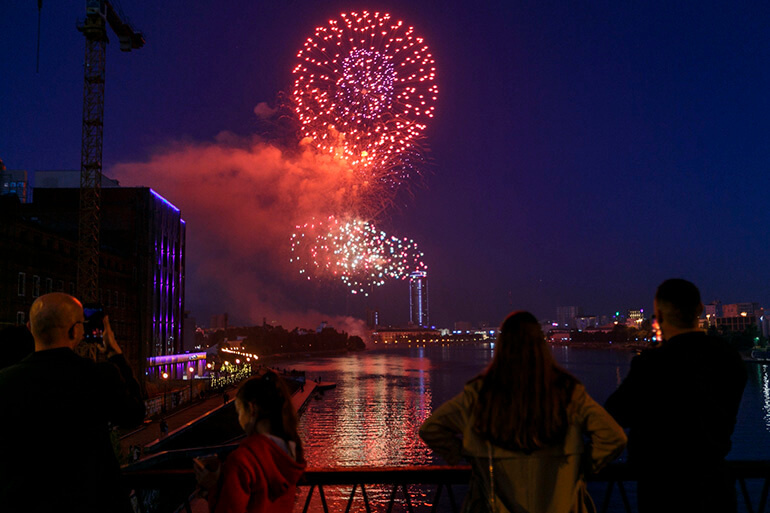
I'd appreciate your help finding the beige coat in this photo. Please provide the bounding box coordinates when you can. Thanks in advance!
[419,381,626,513]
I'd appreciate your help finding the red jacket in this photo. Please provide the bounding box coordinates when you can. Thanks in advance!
[210,434,306,513]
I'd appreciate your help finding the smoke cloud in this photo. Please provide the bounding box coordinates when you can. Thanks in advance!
[253,102,278,118]
[110,132,371,338]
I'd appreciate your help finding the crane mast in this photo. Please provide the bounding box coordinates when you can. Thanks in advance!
[76,0,143,303]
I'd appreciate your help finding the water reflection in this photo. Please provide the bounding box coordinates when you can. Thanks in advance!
[295,346,768,466]
[757,365,770,431]
[298,353,436,467]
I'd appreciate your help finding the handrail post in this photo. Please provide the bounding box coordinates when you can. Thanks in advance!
[740,477,756,513]
[360,483,372,513]
[301,484,315,513]
[758,478,769,513]
[344,484,358,513]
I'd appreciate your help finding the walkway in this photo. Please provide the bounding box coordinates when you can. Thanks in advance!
[120,379,331,456]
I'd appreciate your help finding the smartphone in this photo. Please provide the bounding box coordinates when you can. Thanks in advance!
[83,303,105,343]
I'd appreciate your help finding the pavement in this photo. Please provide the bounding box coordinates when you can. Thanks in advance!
[120,379,330,459]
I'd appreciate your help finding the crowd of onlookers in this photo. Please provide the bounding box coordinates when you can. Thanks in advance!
[0,278,748,513]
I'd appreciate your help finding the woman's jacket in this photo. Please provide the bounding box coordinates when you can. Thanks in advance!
[419,380,626,513]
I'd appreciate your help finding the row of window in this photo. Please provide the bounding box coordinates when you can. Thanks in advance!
[16,273,127,309]
[17,273,71,297]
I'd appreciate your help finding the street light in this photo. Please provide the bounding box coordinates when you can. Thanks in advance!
[188,366,195,400]
[162,372,169,414]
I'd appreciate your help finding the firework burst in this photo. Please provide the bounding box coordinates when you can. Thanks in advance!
[292,11,438,188]
[290,216,427,295]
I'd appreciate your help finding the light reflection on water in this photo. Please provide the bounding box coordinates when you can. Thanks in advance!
[288,345,770,512]
[297,351,437,467]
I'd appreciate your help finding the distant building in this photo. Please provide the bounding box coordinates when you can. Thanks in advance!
[454,321,473,331]
[556,306,582,329]
[704,300,723,319]
[34,169,120,190]
[722,302,761,318]
[372,327,494,345]
[366,308,379,328]
[1,169,30,203]
[574,315,597,331]
[210,313,229,330]
[716,314,758,333]
[626,309,646,328]
[409,271,429,327]
[373,327,440,345]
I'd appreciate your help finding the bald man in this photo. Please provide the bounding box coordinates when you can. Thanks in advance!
[606,279,747,513]
[0,293,145,513]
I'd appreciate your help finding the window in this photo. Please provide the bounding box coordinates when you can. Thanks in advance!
[32,275,40,297]
[56,280,64,292]
[45,278,53,294]
[16,312,25,325]
[17,273,25,296]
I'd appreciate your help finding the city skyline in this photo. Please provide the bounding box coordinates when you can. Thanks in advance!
[3,1,769,330]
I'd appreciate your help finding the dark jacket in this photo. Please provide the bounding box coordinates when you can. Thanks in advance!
[0,347,145,513]
[605,331,747,512]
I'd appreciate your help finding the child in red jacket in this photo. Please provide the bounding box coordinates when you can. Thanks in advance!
[195,372,306,513]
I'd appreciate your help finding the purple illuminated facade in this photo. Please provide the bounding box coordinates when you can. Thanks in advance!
[147,190,186,359]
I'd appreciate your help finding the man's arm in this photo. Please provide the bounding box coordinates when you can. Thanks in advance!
[419,388,472,465]
[604,352,650,428]
[98,316,145,427]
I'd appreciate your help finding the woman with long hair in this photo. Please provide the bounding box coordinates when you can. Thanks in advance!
[420,311,626,513]
[195,371,306,513]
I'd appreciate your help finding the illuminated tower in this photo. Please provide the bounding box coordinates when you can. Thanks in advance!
[409,271,429,327]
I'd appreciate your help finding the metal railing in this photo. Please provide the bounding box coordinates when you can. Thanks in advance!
[122,460,770,513]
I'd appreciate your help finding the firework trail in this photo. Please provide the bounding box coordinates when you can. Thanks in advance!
[290,216,427,295]
[292,11,438,191]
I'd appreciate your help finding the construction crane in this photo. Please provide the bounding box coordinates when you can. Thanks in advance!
[76,0,144,303]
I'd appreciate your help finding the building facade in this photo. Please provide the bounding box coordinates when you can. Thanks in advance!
[722,302,761,318]
[409,271,429,327]
[1,170,29,203]
[13,187,186,379]
[556,306,582,329]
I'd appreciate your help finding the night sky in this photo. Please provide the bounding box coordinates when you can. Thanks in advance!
[3,1,770,333]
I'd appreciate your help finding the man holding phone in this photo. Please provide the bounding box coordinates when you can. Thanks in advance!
[0,293,145,513]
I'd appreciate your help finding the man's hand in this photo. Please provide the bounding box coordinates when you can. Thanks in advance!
[101,315,122,357]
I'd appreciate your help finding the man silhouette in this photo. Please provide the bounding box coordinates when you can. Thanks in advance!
[606,279,747,512]
[0,293,145,513]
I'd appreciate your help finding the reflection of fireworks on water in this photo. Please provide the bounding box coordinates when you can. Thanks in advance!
[292,11,438,188]
[290,216,427,295]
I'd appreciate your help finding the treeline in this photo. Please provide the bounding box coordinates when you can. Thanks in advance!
[199,325,366,356]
